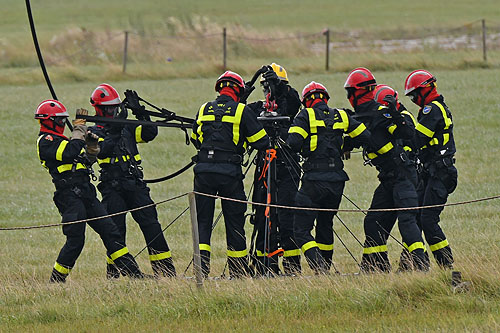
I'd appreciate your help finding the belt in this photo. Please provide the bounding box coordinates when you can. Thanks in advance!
[53,175,90,190]
[193,150,242,164]
[434,156,456,168]
[303,158,337,172]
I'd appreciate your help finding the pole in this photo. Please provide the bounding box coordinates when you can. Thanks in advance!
[188,192,203,287]
[482,19,487,62]
[223,27,227,71]
[324,28,330,71]
[122,31,129,73]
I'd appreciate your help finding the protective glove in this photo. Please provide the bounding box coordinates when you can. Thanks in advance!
[124,89,145,118]
[239,84,255,104]
[85,131,100,157]
[382,95,400,118]
[73,108,88,126]
[116,105,128,120]
[262,68,279,84]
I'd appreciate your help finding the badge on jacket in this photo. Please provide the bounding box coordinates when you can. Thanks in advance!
[45,135,53,141]
[383,113,392,118]
[422,106,432,114]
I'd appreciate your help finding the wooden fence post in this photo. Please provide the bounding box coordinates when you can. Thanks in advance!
[122,31,129,73]
[189,192,203,287]
[223,27,227,71]
[324,28,330,71]
[482,19,487,62]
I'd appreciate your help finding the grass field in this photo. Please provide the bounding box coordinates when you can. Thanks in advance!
[0,68,499,331]
[0,0,499,331]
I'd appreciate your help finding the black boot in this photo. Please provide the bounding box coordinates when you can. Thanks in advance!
[151,258,176,278]
[106,263,121,279]
[228,256,251,279]
[282,256,301,276]
[49,268,68,283]
[360,252,391,273]
[113,253,145,279]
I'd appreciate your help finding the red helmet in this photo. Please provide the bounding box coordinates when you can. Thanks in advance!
[404,70,436,95]
[90,83,121,117]
[374,84,399,106]
[301,81,330,104]
[344,67,377,90]
[35,100,69,119]
[35,100,69,135]
[215,71,245,93]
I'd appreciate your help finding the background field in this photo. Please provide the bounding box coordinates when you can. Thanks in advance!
[0,0,499,332]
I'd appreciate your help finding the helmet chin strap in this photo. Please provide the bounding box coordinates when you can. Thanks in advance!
[416,86,435,107]
[350,89,371,108]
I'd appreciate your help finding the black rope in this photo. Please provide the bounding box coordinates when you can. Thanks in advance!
[25,0,73,131]
[145,161,194,183]
[332,228,360,266]
[335,214,364,247]
[134,207,189,259]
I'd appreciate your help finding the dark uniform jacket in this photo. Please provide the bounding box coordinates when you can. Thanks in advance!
[352,100,416,175]
[36,131,89,184]
[191,95,270,177]
[287,101,370,182]
[414,95,456,166]
[88,123,158,181]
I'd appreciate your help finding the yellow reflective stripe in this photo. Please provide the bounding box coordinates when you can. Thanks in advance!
[443,133,449,146]
[377,142,393,155]
[404,146,412,152]
[98,157,111,164]
[134,154,141,161]
[256,249,267,257]
[56,140,68,161]
[429,138,439,146]
[306,108,324,152]
[416,123,434,138]
[196,103,210,143]
[149,251,172,261]
[310,134,318,152]
[110,247,129,261]
[283,249,301,257]
[317,243,334,251]
[220,103,245,145]
[401,110,417,126]
[289,126,308,139]
[36,135,48,169]
[54,262,71,275]
[407,242,425,253]
[430,239,449,252]
[135,125,145,143]
[363,245,388,254]
[301,241,318,253]
[388,124,397,134]
[98,137,104,142]
[337,109,349,131]
[56,163,86,173]
[106,257,114,264]
[367,152,378,159]
[247,128,266,143]
[348,123,366,138]
[199,244,211,252]
[432,101,452,129]
[191,132,197,140]
[227,249,248,258]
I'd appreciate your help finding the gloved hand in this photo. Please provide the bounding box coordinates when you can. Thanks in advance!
[124,89,145,119]
[116,105,128,120]
[73,108,88,126]
[240,84,255,104]
[262,68,279,84]
[382,95,399,117]
[85,131,100,157]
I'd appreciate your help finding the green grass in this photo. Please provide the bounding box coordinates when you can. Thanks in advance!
[0,68,499,331]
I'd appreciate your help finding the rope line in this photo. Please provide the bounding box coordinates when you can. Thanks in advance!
[1,192,498,231]
[0,192,189,231]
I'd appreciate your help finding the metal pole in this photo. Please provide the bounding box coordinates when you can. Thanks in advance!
[122,31,129,73]
[325,28,330,71]
[482,19,487,62]
[188,192,203,287]
[223,27,227,71]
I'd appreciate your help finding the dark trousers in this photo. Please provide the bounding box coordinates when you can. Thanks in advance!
[417,165,457,268]
[194,172,249,278]
[52,182,142,278]
[294,179,344,273]
[98,178,175,276]
[361,169,427,272]
[252,162,300,275]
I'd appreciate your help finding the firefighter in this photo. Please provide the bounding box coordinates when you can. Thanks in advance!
[286,81,370,274]
[247,63,302,276]
[373,84,428,271]
[35,100,145,282]
[191,71,270,278]
[344,67,429,272]
[87,83,176,278]
[404,70,457,269]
